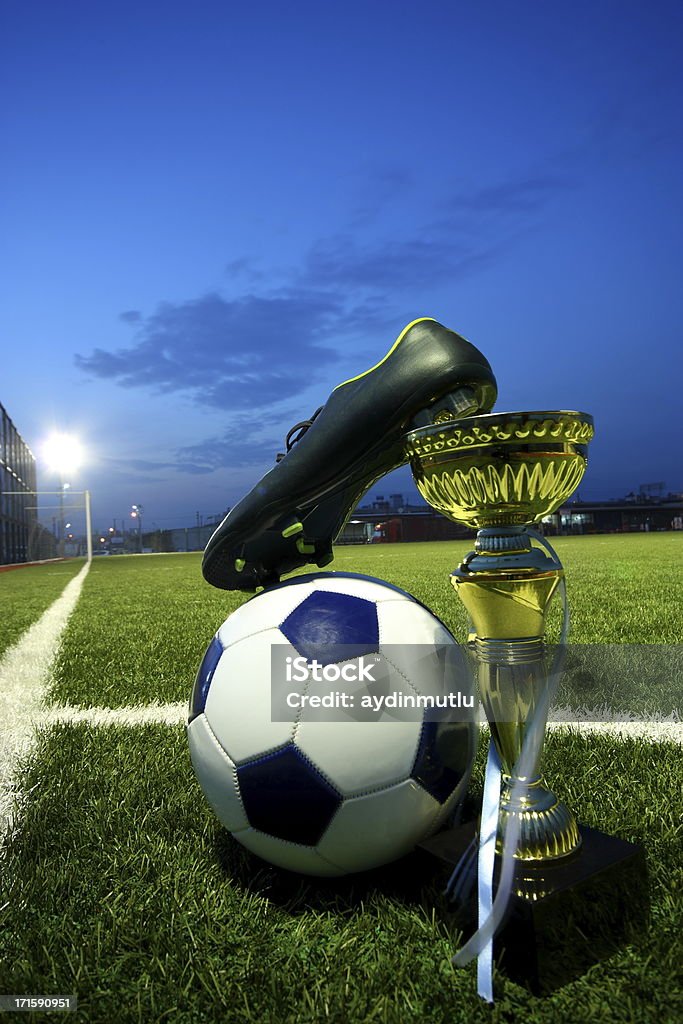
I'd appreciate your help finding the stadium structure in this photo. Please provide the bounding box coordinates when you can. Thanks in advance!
[0,402,43,565]
[128,488,683,556]
[334,491,683,542]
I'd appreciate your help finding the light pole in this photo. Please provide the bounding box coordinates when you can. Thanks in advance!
[131,504,144,553]
[58,481,71,557]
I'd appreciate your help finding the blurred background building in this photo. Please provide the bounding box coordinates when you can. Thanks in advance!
[0,402,45,565]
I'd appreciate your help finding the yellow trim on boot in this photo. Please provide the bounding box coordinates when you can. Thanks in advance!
[332,317,437,391]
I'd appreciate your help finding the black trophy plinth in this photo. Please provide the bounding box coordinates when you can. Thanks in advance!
[418,821,649,995]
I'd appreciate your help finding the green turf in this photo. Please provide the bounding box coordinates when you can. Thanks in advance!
[47,536,683,710]
[2,535,682,1022]
[0,559,86,659]
[329,534,683,644]
[47,553,242,708]
[0,725,680,1024]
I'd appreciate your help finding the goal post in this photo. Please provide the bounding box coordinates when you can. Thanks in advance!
[85,490,92,562]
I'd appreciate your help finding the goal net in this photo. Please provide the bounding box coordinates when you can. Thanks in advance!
[1,489,92,565]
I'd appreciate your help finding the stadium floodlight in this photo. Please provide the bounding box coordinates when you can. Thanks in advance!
[41,432,84,477]
[41,433,83,558]
[36,432,92,562]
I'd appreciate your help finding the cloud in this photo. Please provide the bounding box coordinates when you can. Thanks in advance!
[224,257,265,283]
[102,439,282,479]
[175,435,277,475]
[76,291,343,409]
[444,175,570,216]
[174,409,300,474]
[302,172,571,294]
[75,168,569,419]
[124,457,178,473]
[304,231,504,292]
[347,164,416,227]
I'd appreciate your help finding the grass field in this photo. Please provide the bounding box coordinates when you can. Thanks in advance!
[0,560,84,660]
[0,535,681,1022]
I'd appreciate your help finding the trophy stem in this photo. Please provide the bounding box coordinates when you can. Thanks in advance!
[453,528,581,862]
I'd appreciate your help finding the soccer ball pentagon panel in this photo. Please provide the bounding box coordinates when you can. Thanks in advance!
[187,572,475,877]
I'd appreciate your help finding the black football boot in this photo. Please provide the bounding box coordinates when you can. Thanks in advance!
[202,317,497,590]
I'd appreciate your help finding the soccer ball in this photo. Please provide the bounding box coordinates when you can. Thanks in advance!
[187,572,475,876]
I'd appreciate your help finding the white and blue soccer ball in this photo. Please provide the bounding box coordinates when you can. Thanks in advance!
[187,572,475,876]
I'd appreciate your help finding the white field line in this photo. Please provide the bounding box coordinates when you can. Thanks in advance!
[546,720,682,744]
[0,561,90,836]
[47,702,186,727]
[40,702,683,745]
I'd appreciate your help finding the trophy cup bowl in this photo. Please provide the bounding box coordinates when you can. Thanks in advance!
[405,411,594,866]
[405,410,594,530]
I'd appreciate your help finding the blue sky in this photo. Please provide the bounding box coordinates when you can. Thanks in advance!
[2,1,682,532]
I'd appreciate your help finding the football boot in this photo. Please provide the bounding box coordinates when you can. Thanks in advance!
[202,317,497,590]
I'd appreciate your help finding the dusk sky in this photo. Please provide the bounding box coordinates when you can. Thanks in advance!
[2,1,682,533]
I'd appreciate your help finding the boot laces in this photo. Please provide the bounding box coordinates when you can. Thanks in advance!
[275,406,323,462]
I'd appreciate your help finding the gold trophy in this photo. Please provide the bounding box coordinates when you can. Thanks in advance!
[405,410,593,864]
[406,410,649,994]
[405,411,651,995]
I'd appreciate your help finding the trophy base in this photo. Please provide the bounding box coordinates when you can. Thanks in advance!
[497,780,582,861]
[418,821,649,995]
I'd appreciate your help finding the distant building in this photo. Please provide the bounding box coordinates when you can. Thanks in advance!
[338,495,472,544]
[143,492,683,558]
[0,403,39,564]
[339,493,683,544]
[548,495,683,534]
